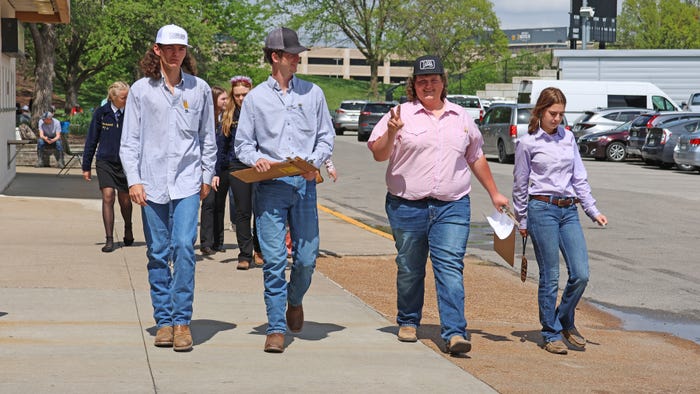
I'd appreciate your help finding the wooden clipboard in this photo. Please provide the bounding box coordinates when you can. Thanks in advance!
[231,157,322,183]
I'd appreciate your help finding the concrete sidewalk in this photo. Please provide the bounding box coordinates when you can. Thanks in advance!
[0,167,494,393]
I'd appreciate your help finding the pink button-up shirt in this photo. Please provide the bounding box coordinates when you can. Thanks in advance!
[367,100,484,201]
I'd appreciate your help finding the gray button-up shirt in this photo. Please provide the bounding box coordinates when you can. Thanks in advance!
[234,75,334,169]
[120,72,217,204]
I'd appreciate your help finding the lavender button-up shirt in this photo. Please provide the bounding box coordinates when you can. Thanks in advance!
[512,125,601,230]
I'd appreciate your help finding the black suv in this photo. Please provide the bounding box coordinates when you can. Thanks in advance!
[627,111,700,162]
[357,101,397,142]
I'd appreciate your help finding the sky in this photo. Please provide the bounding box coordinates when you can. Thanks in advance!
[492,0,624,30]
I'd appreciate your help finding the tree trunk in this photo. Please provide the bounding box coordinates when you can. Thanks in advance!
[28,24,57,125]
[369,60,380,100]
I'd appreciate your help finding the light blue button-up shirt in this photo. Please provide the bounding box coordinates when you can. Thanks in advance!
[120,72,217,204]
[234,75,334,169]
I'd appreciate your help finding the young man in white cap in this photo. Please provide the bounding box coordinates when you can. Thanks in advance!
[37,111,64,167]
[235,27,334,353]
[120,24,217,352]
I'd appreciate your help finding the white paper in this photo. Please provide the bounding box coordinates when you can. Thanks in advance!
[486,210,515,240]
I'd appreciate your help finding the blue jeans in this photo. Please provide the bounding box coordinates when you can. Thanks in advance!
[526,199,590,343]
[254,176,319,334]
[141,193,199,328]
[385,193,470,342]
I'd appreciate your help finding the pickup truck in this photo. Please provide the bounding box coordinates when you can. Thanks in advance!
[682,92,700,112]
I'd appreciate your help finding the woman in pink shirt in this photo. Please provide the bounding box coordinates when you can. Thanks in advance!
[368,55,509,355]
[512,87,607,355]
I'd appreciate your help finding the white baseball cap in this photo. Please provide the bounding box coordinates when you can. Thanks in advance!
[155,24,188,46]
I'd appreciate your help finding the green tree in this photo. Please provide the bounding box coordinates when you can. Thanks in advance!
[391,0,509,79]
[282,0,401,98]
[26,0,273,114]
[616,0,700,48]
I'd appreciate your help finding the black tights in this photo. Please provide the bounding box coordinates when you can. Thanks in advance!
[101,187,133,238]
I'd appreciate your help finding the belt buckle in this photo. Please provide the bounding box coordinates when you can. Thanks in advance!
[556,198,569,207]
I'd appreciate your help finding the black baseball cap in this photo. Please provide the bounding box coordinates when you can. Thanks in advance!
[264,27,309,54]
[413,55,444,76]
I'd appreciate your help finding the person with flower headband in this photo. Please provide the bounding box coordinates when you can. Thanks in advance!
[215,75,262,270]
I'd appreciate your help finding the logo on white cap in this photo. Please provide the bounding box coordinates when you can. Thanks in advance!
[420,59,436,70]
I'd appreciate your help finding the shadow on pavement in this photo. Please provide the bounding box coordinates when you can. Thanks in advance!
[4,171,100,200]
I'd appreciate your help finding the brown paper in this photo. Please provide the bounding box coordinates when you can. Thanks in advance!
[493,227,516,267]
[231,157,319,183]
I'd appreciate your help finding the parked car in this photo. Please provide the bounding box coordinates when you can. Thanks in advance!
[681,92,700,112]
[332,100,367,135]
[446,94,484,122]
[357,101,397,142]
[673,130,700,172]
[571,107,645,137]
[626,111,700,162]
[478,103,568,164]
[641,118,700,170]
[577,120,632,162]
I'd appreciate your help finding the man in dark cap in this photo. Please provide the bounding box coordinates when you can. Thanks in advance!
[235,27,334,353]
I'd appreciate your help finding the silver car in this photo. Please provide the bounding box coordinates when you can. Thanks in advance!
[673,130,700,172]
[332,100,366,135]
[571,107,645,138]
[478,104,568,164]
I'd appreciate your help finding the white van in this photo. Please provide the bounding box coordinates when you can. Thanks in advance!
[517,79,681,123]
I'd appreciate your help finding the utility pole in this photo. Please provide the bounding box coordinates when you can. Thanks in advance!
[580,1,595,50]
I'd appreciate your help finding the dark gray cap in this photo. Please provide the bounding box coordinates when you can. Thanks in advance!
[264,27,308,54]
[413,55,444,76]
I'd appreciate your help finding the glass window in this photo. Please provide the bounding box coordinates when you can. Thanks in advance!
[340,102,366,111]
[652,96,676,111]
[516,108,532,124]
[691,94,700,105]
[608,95,646,108]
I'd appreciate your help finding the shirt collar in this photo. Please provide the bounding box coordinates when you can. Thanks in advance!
[266,74,296,92]
[408,99,459,116]
[534,125,565,140]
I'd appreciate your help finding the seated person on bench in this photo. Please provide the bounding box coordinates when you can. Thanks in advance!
[37,111,64,168]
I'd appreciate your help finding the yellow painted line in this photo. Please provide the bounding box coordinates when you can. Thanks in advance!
[318,204,394,241]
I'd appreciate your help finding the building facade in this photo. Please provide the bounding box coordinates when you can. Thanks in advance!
[0,0,70,192]
[555,49,700,106]
[298,47,412,84]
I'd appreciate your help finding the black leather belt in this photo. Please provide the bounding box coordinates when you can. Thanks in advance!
[529,195,580,207]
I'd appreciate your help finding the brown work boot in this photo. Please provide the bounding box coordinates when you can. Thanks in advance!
[563,328,586,348]
[264,333,285,353]
[286,304,304,333]
[446,335,472,355]
[237,260,250,270]
[173,325,193,352]
[544,340,568,355]
[397,326,417,342]
[154,326,173,347]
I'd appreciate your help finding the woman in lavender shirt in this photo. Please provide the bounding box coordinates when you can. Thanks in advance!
[512,87,608,355]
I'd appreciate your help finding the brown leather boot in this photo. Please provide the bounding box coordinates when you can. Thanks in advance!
[154,326,173,347]
[173,325,193,352]
[286,304,304,333]
[264,333,285,353]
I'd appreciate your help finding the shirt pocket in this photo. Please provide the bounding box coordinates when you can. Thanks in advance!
[287,105,314,133]
[398,127,427,148]
[177,107,202,133]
